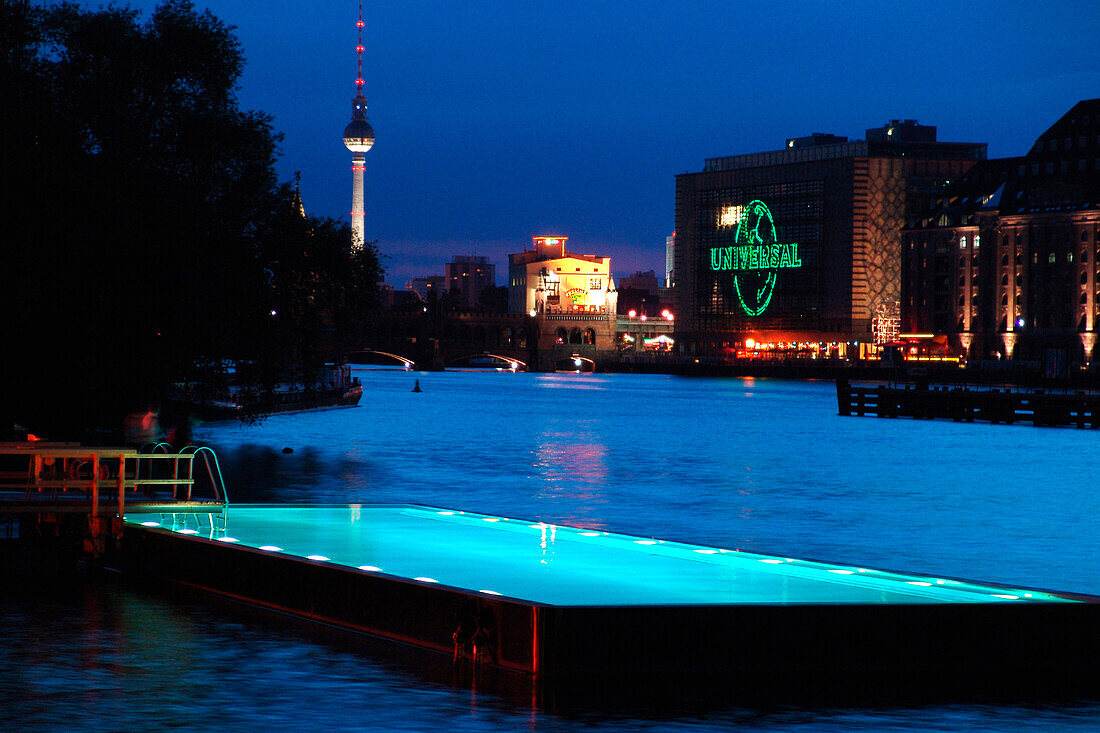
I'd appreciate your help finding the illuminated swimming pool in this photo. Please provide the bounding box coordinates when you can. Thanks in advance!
[123,504,1077,607]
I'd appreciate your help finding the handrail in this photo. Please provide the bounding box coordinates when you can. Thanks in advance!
[178,445,229,506]
[0,445,228,516]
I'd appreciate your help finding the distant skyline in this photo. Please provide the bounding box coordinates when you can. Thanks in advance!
[77,1,1098,285]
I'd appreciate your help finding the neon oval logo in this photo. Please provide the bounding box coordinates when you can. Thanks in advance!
[709,200,801,317]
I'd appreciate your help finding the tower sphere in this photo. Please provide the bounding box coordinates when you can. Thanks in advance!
[344,119,374,153]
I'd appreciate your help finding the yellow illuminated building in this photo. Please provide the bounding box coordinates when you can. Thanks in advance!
[508,236,618,354]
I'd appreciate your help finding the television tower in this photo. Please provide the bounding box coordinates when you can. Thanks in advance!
[342,0,374,250]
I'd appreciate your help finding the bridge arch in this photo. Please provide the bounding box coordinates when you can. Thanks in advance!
[348,350,415,369]
[444,352,527,371]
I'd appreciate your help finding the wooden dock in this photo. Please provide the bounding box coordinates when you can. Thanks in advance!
[0,442,227,563]
[837,379,1100,428]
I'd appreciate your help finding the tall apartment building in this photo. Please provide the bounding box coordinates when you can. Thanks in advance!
[445,255,495,310]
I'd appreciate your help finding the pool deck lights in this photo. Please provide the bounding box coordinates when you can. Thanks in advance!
[121,504,1100,701]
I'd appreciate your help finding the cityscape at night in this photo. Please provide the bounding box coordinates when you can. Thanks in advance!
[2,0,1100,730]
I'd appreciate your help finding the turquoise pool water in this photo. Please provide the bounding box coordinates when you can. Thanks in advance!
[124,504,1076,607]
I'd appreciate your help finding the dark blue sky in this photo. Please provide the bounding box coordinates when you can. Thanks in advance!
[105,1,1098,285]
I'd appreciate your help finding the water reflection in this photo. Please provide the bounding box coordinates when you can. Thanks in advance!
[534,430,609,529]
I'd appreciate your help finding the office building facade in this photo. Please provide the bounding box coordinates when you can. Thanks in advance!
[674,121,985,357]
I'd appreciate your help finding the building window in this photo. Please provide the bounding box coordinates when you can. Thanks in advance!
[959,236,967,250]
[974,235,981,249]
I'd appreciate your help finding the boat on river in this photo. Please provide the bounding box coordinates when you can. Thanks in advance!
[173,363,362,421]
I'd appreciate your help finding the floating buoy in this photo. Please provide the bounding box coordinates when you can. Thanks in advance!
[412,379,422,393]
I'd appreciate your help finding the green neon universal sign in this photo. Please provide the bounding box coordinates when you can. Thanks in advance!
[709,200,801,316]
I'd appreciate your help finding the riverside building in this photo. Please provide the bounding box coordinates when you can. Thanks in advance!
[901,99,1100,364]
[674,121,985,358]
[508,236,617,351]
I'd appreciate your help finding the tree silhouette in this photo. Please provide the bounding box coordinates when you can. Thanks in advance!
[0,1,382,440]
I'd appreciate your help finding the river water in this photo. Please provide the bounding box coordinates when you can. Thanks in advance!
[4,370,1100,730]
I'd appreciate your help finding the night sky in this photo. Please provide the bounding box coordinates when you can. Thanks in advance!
[81,1,1098,286]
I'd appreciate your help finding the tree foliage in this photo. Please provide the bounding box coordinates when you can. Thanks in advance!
[0,1,382,439]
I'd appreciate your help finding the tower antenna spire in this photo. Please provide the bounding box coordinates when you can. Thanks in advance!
[343,0,374,250]
[355,0,365,105]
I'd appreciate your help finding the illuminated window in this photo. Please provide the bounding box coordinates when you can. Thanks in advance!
[974,235,980,249]
[959,236,967,250]
[1049,253,1057,264]
[717,205,744,228]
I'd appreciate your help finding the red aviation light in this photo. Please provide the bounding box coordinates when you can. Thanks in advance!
[356,78,364,85]
[356,45,365,52]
